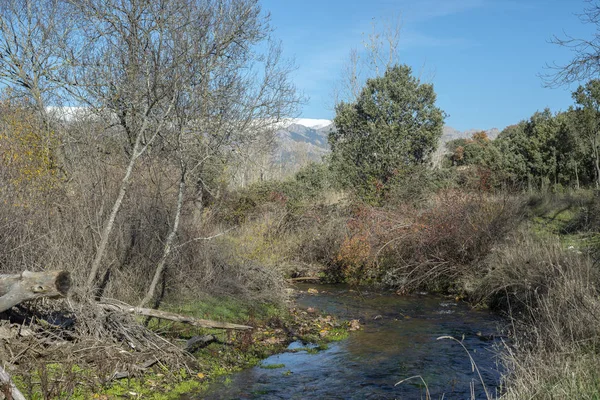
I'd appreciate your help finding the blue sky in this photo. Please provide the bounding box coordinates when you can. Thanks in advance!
[261,0,595,131]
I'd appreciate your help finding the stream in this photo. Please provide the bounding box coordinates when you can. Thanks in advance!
[191,284,504,399]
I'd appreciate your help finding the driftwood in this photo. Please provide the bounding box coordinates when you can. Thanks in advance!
[99,302,253,330]
[0,271,71,313]
[0,365,26,400]
[111,335,220,379]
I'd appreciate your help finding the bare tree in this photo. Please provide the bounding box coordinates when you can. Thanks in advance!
[0,0,73,170]
[124,2,300,307]
[0,0,71,114]
[63,0,188,293]
[545,0,600,86]
[332,14,403,107]
[138,36,300,307]
[0,0,300,300]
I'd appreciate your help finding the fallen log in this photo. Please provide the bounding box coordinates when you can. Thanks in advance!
[0,271,71,313]
[99,302,253,330]
[0,365,26,400]
[185,334,219,352]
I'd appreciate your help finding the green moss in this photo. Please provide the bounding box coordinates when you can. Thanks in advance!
[163,297,284,325]
[326,327,350,342]
[14,364,208,400]
[260,363,285,369]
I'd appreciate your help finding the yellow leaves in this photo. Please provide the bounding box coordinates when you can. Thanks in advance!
[197,372,205,379]
[0,100,59,204]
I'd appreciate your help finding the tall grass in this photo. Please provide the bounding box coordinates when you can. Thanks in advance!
[476,232,600,399]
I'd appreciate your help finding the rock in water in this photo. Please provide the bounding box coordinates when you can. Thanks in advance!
[349,319,361,331]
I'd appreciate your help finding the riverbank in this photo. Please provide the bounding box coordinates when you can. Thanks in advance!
[9,291,353,399]
[216,186,600,399]
[7,189,600,399]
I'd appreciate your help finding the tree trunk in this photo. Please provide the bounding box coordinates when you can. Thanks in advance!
[86,128,145,293]
[0,271,71,313]
[139,163,186,308]
[85,98,176,295]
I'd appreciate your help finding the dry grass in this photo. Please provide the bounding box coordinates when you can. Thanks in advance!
[475,232,600,399]
[499,348,600,399]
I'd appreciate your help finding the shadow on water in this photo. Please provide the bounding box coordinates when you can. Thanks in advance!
[190,284,504,399]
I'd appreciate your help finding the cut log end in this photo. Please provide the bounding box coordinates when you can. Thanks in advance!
[0,270,72,313]
[55,271,71,297]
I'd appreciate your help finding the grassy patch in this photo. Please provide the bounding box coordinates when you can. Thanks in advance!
[14,365,207,400]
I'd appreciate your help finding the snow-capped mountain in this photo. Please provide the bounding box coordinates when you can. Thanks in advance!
[290,118,333,130]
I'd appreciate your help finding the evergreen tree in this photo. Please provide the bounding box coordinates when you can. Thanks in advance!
[328,65,445,200]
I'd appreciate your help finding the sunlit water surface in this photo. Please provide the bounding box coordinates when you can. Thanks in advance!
[185,284,504,399]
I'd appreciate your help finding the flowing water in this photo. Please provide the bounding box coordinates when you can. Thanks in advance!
[191,284,504,399]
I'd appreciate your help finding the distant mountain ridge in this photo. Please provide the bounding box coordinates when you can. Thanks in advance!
[277,119,500,152]
[280,123,330,148]
[441,126,500,143]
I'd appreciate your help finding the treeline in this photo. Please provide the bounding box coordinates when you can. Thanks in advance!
[445,80,600,191]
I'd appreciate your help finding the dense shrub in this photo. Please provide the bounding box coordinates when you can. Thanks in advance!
[385,166,459,206]
[324,191,524,289]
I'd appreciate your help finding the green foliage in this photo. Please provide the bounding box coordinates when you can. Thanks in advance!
[446,132,492,168]
[260,363,285,369]
[386,165,458,205]
[447,108,590,191]
[572,79,600,188]
[293,162,330,198]
[444,80,600,192]
[329,64,445,202]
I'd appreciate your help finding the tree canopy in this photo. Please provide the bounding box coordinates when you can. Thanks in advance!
[328,64,445,199]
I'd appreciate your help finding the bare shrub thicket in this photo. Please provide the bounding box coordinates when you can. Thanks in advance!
[319,191,524,289]
[0,0,301,313]
[0,103,291,310]
[222,185,524,290]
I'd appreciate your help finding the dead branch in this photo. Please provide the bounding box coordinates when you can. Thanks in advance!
[111,358,159,380]
[0,365,26,400]
[98,302,252,330]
